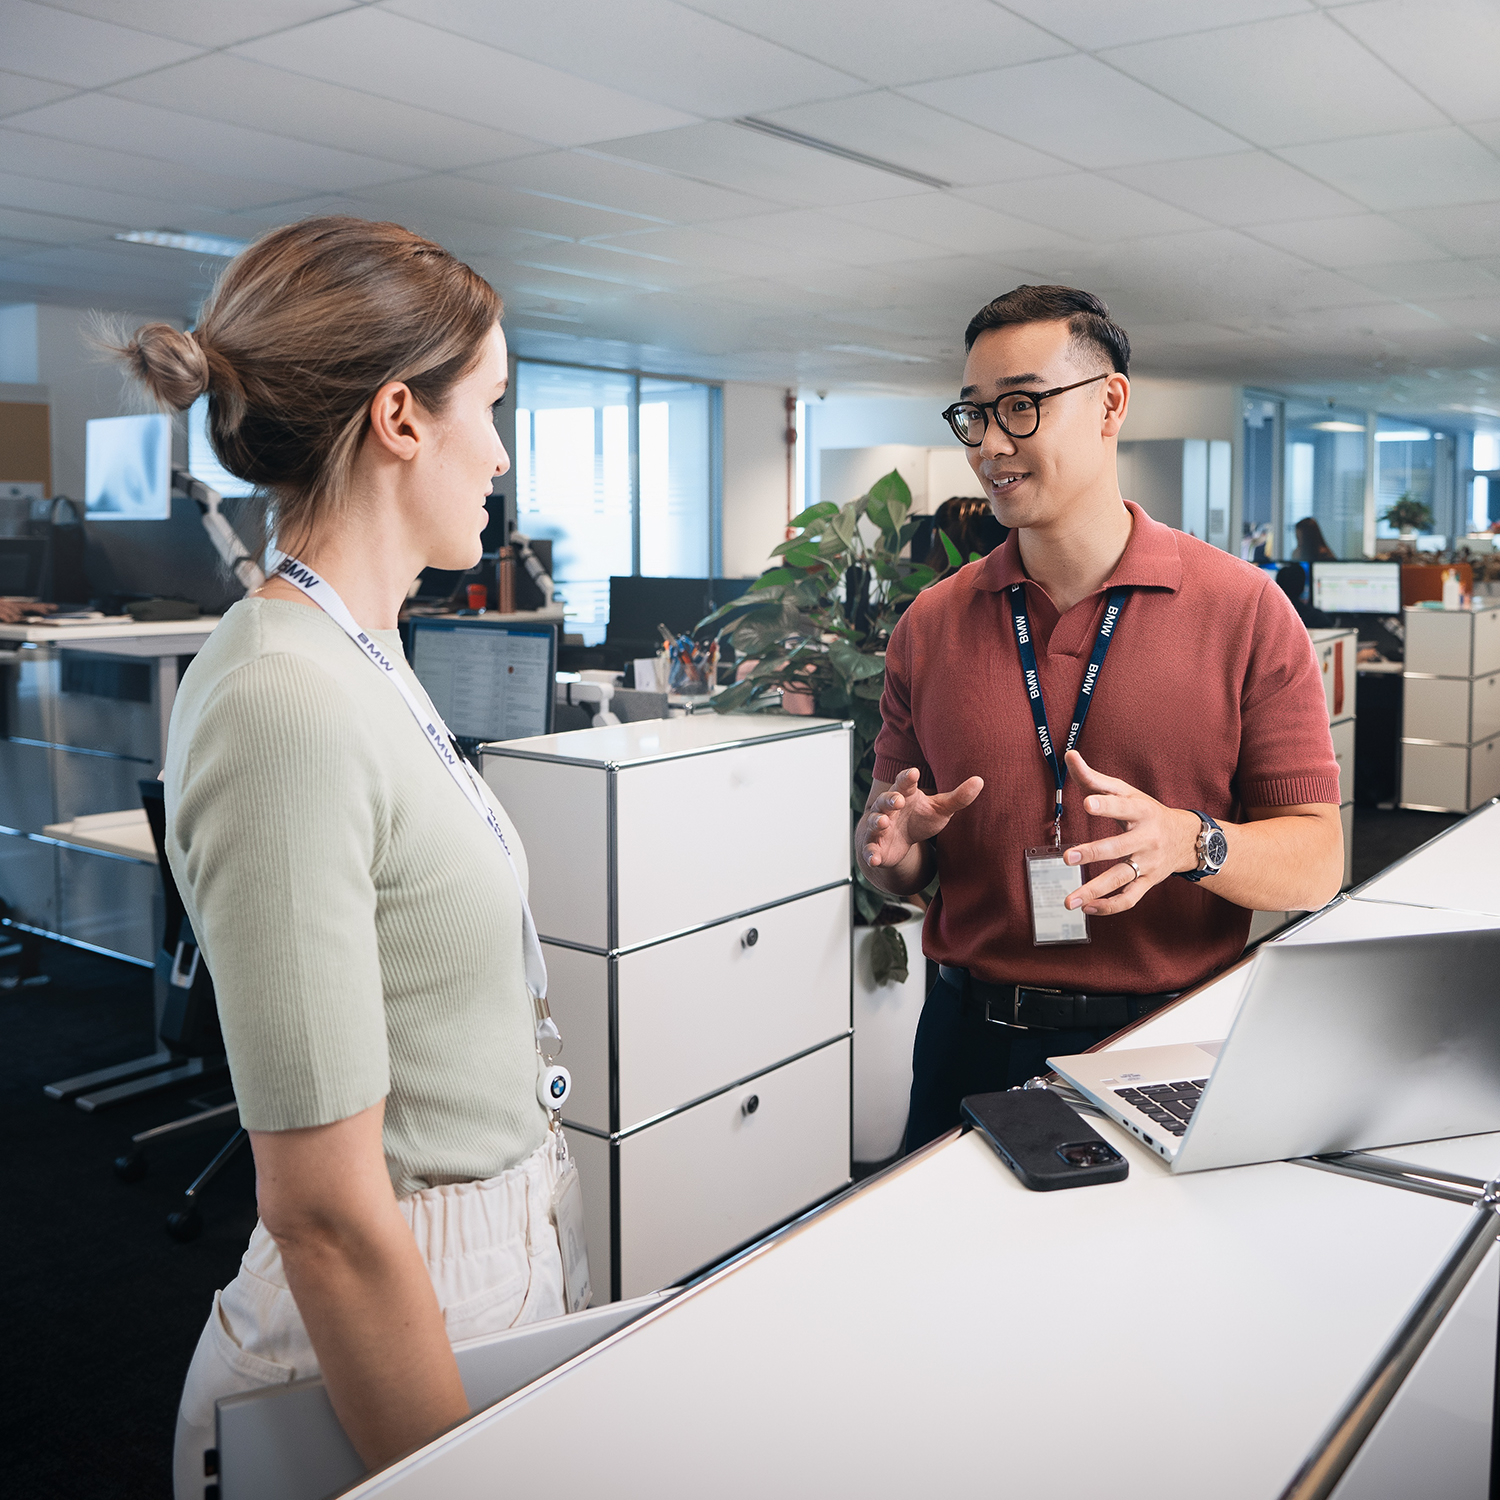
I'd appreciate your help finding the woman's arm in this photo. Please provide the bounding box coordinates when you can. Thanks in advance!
[250,1101,468,1471]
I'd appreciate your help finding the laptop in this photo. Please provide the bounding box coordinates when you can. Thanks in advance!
[1049,930,1500,1173]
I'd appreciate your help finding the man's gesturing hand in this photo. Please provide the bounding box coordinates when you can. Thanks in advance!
[860,768,984,883]
[1061,750,1201,915]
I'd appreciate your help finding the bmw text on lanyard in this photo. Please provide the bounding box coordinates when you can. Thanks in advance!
[1007,582,1130,848]
[274,556,571,1121]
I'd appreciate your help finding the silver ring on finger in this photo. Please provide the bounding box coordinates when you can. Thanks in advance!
[1125,857,1141,882]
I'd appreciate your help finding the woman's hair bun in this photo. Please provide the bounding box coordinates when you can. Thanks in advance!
[122,322,210,411]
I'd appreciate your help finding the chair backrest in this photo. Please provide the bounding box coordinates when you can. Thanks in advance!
[140,779,224,1058]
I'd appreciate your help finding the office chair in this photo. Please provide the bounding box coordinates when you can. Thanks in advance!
[113,780,247,1242]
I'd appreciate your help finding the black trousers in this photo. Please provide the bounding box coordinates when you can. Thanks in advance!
[902,972,1113,1153]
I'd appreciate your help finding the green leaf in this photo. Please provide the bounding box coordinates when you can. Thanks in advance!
[939,529,963,569]
[968,551,983,564]
[789,501,839,528]
[709,679,758,713]
[869,923,910,985]
[781,542,824,569]
[867,470,912,532]
[750,567,796,589]
[828,638,884,680]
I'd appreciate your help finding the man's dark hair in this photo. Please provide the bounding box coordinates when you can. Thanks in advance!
[964,285,1130,376]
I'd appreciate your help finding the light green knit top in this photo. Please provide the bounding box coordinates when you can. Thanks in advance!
[164,598,548,1197]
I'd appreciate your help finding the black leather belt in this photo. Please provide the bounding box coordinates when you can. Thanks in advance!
[938,964,1179,1032]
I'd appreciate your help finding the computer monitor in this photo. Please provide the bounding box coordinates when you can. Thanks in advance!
[0,536,46,596]
[85,414,171,520]
[606,576,756,646]
[187,396,255,499]
[1310,561,1401,615]
[408,618,556,744]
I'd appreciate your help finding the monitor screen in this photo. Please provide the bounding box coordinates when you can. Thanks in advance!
[188,395,256,499]
[85,414,171,520]
[1310,562,1402,615]
[408,619,556,743]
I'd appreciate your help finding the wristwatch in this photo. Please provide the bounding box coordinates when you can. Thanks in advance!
[1177,809,1227,883]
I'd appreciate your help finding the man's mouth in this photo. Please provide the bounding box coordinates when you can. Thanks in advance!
[988,472,1028,491]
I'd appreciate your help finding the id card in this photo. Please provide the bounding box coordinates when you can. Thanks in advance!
[1025,846,1090,946]
[549,1148,593,1313]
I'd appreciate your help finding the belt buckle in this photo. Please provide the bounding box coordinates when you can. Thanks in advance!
[1016,984,1067,1032]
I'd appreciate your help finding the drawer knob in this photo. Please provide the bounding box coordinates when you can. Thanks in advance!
[742,1094,759,1117]
[741,927,759,948]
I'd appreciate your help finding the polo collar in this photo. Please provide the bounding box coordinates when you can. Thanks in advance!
[973,500,1182,595]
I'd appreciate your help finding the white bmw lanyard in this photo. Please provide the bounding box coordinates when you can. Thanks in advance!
[273,556,569,1114]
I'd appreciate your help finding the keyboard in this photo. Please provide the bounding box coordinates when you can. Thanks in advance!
[1112,1079,1209,1138]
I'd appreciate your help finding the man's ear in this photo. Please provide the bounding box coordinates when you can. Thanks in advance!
[1101,373,1129,439]
[367,380,422,461]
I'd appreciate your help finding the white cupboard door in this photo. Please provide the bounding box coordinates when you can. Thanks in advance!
[613,728,849,948]
[617,1039,851,1299]
[1331,717,1355,805]
[543,942,611,1135]
[1472,673,1500,744]
[615,885,851,1129]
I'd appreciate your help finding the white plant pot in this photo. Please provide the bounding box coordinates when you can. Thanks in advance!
[851,907,927,1164]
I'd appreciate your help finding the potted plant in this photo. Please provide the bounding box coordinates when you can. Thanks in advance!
[1382,493,1433,539]
[700,470,966,1161]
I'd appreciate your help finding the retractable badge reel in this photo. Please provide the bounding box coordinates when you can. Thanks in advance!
[534,1003,592,1311]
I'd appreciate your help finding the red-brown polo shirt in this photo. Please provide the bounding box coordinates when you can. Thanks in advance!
[873,501,1340,994]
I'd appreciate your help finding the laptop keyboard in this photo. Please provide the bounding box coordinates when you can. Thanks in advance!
[1112,1079,1209,1138]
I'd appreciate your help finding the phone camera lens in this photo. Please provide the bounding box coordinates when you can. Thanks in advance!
[1058,1142,1115,1168]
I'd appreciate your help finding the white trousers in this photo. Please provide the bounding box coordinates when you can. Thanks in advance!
[173,1137,567,1499]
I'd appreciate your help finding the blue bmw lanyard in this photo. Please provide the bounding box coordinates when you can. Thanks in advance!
[1007,582,1130,846]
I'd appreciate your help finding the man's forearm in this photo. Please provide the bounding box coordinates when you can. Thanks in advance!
[1205,806,1344,913]
[857,837,934,897]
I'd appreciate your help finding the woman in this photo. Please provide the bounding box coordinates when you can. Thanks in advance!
[1292,516,1337,563]
[110,217,573,1495]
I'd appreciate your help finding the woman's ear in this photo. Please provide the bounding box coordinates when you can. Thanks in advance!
[367,380,423,461]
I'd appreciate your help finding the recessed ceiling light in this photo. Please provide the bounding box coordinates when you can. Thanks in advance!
[734,118,949,190]
[1375,428,1431,442]
[115,229,250,257]
[1309,420,1365,432]
[824,343,934,364]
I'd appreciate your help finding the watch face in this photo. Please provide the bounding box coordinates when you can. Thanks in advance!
[1204,828,1229,869]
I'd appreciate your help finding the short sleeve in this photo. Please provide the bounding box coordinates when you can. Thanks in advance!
[167,654,390,1131]
[1235,582,1341,808]
[873,607,933,787]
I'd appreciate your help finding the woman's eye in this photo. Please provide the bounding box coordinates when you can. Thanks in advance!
[491,396,506,411]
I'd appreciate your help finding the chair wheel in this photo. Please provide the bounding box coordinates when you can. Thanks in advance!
[114,1149,147,1183]
[167,1206,203,1242]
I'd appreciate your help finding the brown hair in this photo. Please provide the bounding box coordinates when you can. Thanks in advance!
[964,284,1130,375]
[925,496,996,571]
[109,216,502,551]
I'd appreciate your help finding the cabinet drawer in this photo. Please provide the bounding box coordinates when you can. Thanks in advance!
[1402,734,1500,813]
[1404,673,1500,745]
[1331,717,1354,806]
[617,1038,850,1298]
[617,885,850,1130]
[1476,607,1500,678]
[613,729,849,948]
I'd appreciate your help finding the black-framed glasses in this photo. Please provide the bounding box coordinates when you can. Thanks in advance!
[942,372,1109,447]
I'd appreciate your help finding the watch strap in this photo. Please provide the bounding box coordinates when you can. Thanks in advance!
[1177,809,1223,885]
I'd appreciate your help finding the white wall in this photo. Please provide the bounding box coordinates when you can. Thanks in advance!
[721,381,787,579]
[0,304,39,384]
[1121,375,1243,544]
[820,444,985,517]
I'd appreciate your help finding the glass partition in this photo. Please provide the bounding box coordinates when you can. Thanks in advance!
[1374,420,1439,546]
[639,378,712,578]
[1282,401,1368,562]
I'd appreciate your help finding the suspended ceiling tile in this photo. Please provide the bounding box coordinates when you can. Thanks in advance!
[0,68,75,119]
[233,7,695,145]
[961,173,1210,242]
[1106,151,1364,227]
[1388,203,1500,258]
[510,239,736,291]
[901,55,1244,171]
[0,126,306,211]
[464,152,773,225]
[39,0,362,47]
[109,55,545,173]
[678,0,1069,86]
[1023,0,1314,49]
[1333,0,1500,124]
[828,193,1081,257]
[756,93,1070,190]
[384,0,862,116]
[1465,119,1500,159]
[1346,260,1500,301]
[1280,129,1500,211]
[1416,297,1500,335]
[6,94,421,194]
[703,208,946,267]
[594,122,932,206]
[1291,301,1449,335]
[0,167,241,239]
[580,225,837,281]
[357,176,660,240]
[0,0,201,87]
[1101,12,1444,148]
[1250,213,1447,268]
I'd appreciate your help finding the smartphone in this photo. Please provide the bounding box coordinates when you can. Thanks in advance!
[961,1088,1128,1191]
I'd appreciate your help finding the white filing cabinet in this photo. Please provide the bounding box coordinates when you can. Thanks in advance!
[1401,601,1500,812]
[481,715,853,1302]
[1309,627,1357,890]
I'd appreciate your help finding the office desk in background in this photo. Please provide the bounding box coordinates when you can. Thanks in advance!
[0,617,216,963]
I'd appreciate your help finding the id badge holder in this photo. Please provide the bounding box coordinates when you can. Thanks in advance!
[1025,845,1090,946]
[548,1128,593,1313]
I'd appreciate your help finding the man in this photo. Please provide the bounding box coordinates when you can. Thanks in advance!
[859,286,1342,1151]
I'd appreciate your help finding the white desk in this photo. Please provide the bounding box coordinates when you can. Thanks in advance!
[40,807,156,864]
[1351,798,1500,916]
[0,616,219,648]
[338,1129,1487,1500]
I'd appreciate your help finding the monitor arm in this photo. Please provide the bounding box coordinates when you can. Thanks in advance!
[508,532,555,607]
[172,469,265,593]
